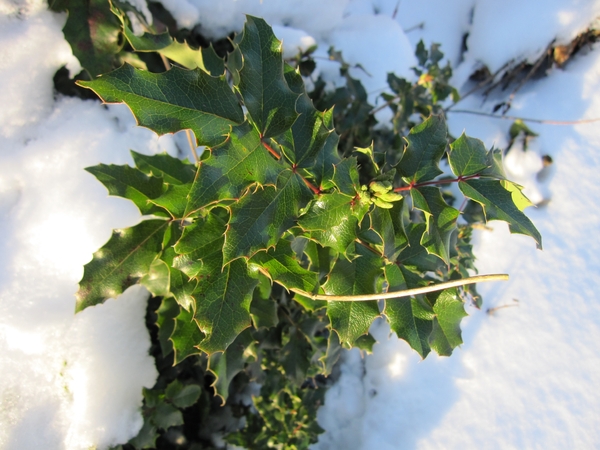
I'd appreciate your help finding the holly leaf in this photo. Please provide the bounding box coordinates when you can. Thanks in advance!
[278,64,332,165]
[298,192,365,257]
[281,328,312,384]
[131,150,195,185]
[319,330,342,375]
[208,329,254,403]
[78,64,244,147]
[236,16,299,138]
[459,178,542,248]
[185,122,282,214]
[140,258,170,297]
[169,266,197,312]
[411,186,459,264]
[51,0,123,77]
[156,297,179,356]
[223,171,313,264]
[249,240,319,294]
[481,147,507,179]
[193,259,258,354]
[310,128,341,191]
[359,201,407,260]
[76,219,169,311]
[324,245,382,347]
[397,223,445,272]
[427,288,468,356]
[398,114,447,183]
[85,163,165,215]
[383,264,432,358]
[250,275,279,329]
[165,380,202,409]
[332,157,360,196]
[171,306,204,364]
[173,213,226,278]
[448,133,490,177]
[150,183,192,218]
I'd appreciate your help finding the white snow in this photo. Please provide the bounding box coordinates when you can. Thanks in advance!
[2,0,600,448]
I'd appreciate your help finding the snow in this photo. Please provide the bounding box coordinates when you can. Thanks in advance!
[2,0,600,448]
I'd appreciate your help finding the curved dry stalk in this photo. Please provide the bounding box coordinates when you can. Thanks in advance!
[289,273,508,302]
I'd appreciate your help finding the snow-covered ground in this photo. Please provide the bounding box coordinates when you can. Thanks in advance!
[1,0,600,448]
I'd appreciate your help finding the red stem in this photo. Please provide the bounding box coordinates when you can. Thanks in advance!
[394,173,480,192]
[260,138,281,160]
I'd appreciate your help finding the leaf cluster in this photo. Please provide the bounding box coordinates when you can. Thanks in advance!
[66,5,541,448]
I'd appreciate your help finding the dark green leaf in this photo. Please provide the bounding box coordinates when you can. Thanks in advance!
[309,128,341,191]
[76,219,169,311]
[398,115,447,183]
[171,306,204,364]
[319,330,342,375]
[298,191,366,257]
[397,223,445,272]
[324,245,382,347]
[281,328,311,384]
[279,64,332,165]
[156,297,179,356]
[448,133,490,177]
[85,164,164,215]
[236,16,299,138]
[131,150,195,185]
[223,171,313,264]
[194,259,258,354]
[249,240,319,294]
[360,201,407,260]
[208,329,254,403]
[153,402,183,430]
[332,157,360,196]
[427,288,467,356]
[459,178,542,248]
[411,186,459,264]
[150,183,192,218]
[140,258,170,297]
[173,213,226,278]
[52,0,122,77]
[185,122,282,214]
[165,380,202,409]
[128,420,157,449]
[354,333,376,353]
[383,264,432,358]
[78,64,244,146]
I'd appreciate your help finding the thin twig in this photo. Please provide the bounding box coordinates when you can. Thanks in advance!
[289,273,508,302]
[185,130,199,163]
[447,109,600,125]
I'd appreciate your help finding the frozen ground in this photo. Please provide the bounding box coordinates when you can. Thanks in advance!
[1,0,600,448]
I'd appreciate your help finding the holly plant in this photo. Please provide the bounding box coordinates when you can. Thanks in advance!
[71,9,541,449]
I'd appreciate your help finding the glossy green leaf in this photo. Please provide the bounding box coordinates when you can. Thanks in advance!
[279,64,332,165]
[173,213,226,278]
[76,219,169,311]
[208,329,253,403]
[298,192,364,257]
[78,64,244,146]
[236,16,299,138]
[448,133,490,176]
[249,240,319,294]
[185,123,282,214]
[153,402,184,430]
[360,201,407,260]
[309,129,341,191]
[427,288,467,356]
[223,172,312,264]
[411,186,459,264]
[324,246,382,347]
[194,259,258,354]
[459,178,542,248]
[140,258,170,297]
[150,183,192,218]
[398,114,447,183]
[85,164,164,215]
[171,306,204,364]
[383,264,432,358]
[397,223,445,272]
[51,0,122,77]
[131,150,195,185]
